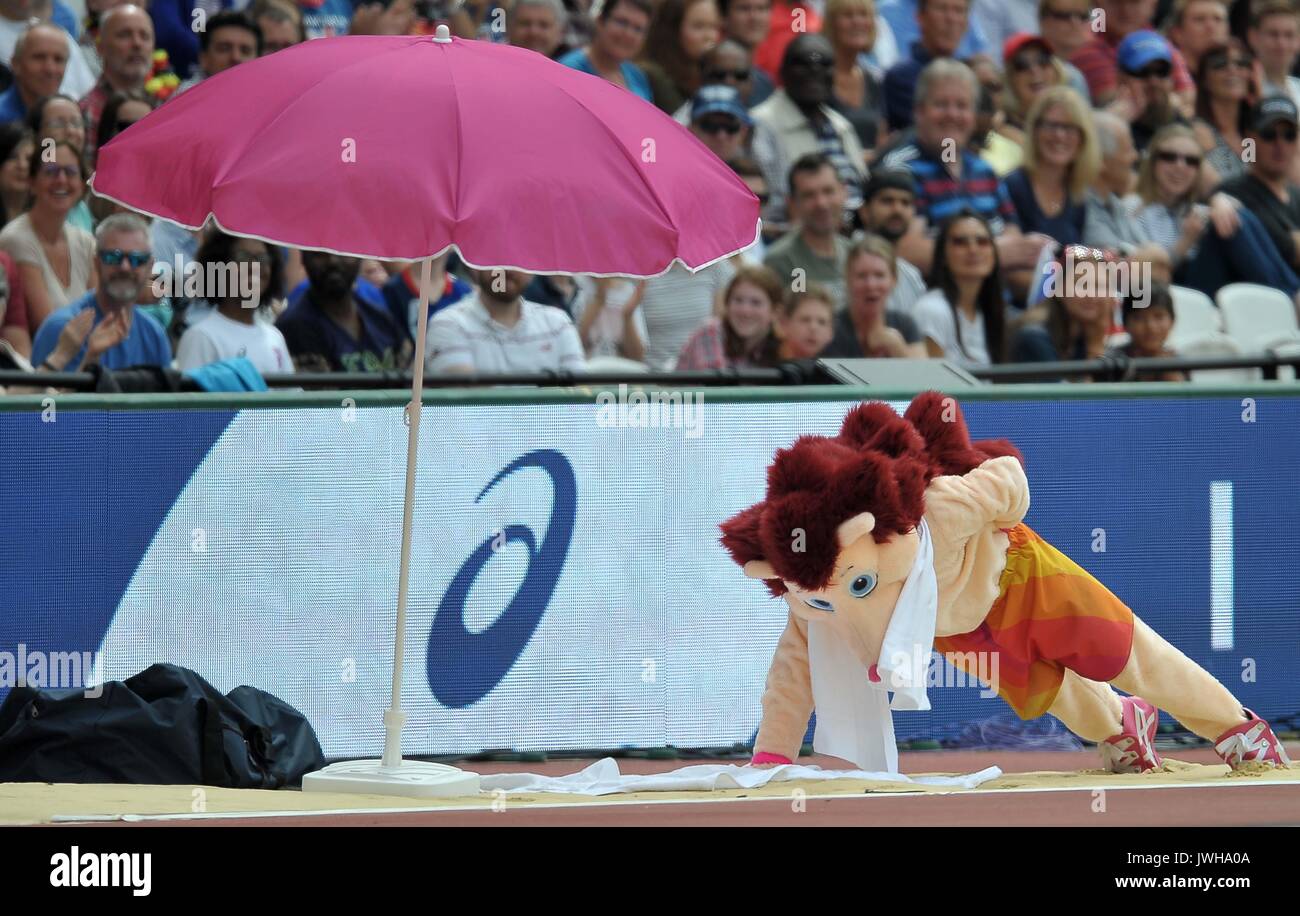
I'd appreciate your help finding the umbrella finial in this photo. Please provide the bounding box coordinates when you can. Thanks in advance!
[433,23,452,43]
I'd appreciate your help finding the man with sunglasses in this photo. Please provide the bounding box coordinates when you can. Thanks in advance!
[30,213,170,372]
[688,83,751,165]
[1217,96,1300,272]
[1070,0,1195,112]
[1115,30,1187,152]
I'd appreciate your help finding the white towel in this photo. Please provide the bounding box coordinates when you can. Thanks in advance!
[478,757,1002,796]
[807,518,939,772]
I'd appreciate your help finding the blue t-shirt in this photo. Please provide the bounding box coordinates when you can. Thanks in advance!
[558,48,653,103]
[381,269,473,338]
[275,289,411,372]
[1004,167,1085,247]
[31,293,173,370]
[0,86,26,125]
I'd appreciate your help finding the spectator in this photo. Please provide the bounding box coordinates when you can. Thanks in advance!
[877,0,987,66]
[971,0,1037,53]
[729,153,772,258]
[0,244,26,354]
[1005,85,1099,248]
[1167,0,1230,76]
[30,211,170,370]
[753,0,823,80]
[88,89,151,223]
[882,0,970,131]
[778,284,836,357]
[638,256,735,369]
[716,4,776,103]
[508,0,570,59]
[0,120,29,227]
[1083,108,1174,276]
[27,94,93,231]
[823,0,883,154]
[0,23,66,125]
[175,231,292,374]
[1114,30,1188,153]
[0,2,94,98]
[381,251,473,346]
[0,138,94,330]
[688,83,751,163]
[1137,122,1300,297]
[1037,0,1093,63]
[640,0,721,113]
[877,59,1045,281]
[820,233,925,355]
[1250,0,1300,106]
[995,34,1068,159]
[175,11,261,94]
[671,38,770,120]
[78,5,150,157]
[764,153,852,308]
[1107,282,1188,381]
[855,167,926,312]
[960,52,1018,177]
[1070,0,1195,111]
[250,0,306,56]
[559,0,654,103]
[751,34,867,223]
[426,267,586,375]
[913,209,1007,364]
[1009,244,1114,367]
[1218,95,1300,272]
[572,275,647,362]
[676,263,783,368]
[276,250,413,372]
[1193,40,1256,186]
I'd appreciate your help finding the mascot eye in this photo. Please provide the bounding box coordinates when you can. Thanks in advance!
[803,597,835,612]
[849,574,877,598]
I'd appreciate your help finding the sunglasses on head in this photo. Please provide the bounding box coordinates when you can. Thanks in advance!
[97,248,151,268]
[1260,124,1299,142]
[1128,61,1172,80]
[1155,150,1202,167]
[698,119,742,135]
[705,68,750,82]
[1011,52,1052,73]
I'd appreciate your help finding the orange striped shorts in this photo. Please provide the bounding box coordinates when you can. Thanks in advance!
[933,524,1136,720]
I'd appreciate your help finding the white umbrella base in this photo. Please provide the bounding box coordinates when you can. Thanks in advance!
[301,759,481,798]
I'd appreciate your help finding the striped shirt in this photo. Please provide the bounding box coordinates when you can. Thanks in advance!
[426,296,586,375]
[878,143,1018,235]
[639,260,736,371]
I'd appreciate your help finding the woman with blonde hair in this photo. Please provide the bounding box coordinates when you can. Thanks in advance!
[821,233,924,358]
[1005,86,1100,247]
[1133,123,1300,298]
[822,0,883,154]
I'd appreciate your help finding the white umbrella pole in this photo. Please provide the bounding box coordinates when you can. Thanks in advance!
[382,256,433,768]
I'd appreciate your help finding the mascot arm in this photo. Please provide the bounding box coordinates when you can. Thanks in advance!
[927,455,1030,541]
[753,608,815,764]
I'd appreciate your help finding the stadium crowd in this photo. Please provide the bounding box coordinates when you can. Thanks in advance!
[0,0,1299,387]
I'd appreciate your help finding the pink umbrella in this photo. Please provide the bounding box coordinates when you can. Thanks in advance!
[89,26,759,799]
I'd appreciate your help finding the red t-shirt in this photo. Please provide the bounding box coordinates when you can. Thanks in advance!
[752,1,824,84]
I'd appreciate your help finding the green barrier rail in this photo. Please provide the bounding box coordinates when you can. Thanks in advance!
[2,381,1300,412]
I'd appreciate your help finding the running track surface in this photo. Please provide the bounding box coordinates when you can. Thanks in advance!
[63,745,1300,827]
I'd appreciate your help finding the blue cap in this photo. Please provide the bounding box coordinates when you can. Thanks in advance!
[1118,30,1172,75]
[690,85,752,126]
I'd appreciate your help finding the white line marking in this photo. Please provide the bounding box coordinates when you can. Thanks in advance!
[1210,480,1234,650]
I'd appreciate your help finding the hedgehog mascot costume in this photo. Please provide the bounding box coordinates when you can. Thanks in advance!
[720,392,1291,773]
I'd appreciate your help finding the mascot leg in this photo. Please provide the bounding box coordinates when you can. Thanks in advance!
[1047,671,1164,773]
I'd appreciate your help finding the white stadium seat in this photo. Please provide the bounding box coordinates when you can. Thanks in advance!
[1168,286,1222,351]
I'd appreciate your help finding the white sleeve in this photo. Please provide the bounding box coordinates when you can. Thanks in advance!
[425,314,474,374]
[912,293,951,349]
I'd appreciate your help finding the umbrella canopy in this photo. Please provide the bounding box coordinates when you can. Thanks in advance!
[90,33,760,277]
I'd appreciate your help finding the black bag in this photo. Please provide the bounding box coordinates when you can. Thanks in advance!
[0,663,325,788]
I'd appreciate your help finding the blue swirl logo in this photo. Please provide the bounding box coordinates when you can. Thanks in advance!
[426,450,576,708]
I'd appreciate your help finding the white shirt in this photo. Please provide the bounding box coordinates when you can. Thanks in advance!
[0,18,96,98]
[912,289,991,366]
[175,310,294,375]
[570,276,649,361]
[426,295,586,376]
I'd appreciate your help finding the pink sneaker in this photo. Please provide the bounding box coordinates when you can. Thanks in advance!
[1214,708,1292,769]
[1100,696,1163,773]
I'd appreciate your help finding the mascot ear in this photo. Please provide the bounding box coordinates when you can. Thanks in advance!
[743,559,779,580]
[836,512,876,548]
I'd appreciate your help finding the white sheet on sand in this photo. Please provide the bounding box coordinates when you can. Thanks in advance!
[477,757,1003,796]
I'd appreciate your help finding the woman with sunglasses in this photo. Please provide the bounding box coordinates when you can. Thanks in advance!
[823,0,882,154]
[89,91,156,224]
[913,210,1007,366]
[0,140,96,333]
[175,231,292,375]
[994,34,1067,165]
[1005,85,1099,249]
[1135,124,1300,298]
[27,95,96,234]
[1191,41,1258,188]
